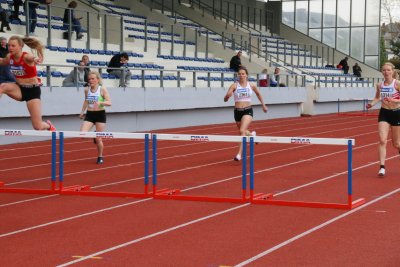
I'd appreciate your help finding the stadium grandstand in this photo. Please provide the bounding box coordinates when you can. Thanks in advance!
[0,0,385,140]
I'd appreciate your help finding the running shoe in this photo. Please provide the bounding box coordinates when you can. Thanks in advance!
[234,154,241,161]
[46,120,57,131]
[251,131,259,144]
[378,168,385,177]
[97,157,104,164]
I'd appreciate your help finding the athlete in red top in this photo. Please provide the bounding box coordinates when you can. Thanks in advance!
[0,36,56,131]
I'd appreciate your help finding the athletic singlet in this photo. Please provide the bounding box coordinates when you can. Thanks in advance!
[234,82,253,102]
[9,52,37,79]
[380,79,400,100]
[87,85,104,109]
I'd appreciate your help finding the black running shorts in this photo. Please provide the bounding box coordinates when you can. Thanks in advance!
[19,84,41,102]
[378,107,400,126]
[84,110,107,124]
[234,106,253,122]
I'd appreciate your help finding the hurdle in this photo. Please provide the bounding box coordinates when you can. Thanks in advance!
[57,131,153,198]
[250,136,366,209]
[152,133,250,204]
[337,98,378,117]
[0,129,60,195]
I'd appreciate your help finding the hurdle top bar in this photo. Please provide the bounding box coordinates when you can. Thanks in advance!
[0,130,149,139]
[0,129,54,137]
[155,133,354,146]
[256,136,354,146]
[62,131,149,139]
[155,133,245,142]
[0,130,354,146]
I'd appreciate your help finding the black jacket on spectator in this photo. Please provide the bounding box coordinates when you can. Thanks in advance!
[229,55,241,72]
[107,54,125,73]
[0,43,8,58]
[339,58,349,74]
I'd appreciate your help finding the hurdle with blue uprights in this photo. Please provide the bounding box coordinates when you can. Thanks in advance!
[0,129,366,209]
[151,133,250,204]
[249,135,366,209]
[56,131,152,198]
[0,130,60,195]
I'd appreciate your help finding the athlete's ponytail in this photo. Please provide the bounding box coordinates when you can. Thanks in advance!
[22,37,44,60]
[8,35,44,61]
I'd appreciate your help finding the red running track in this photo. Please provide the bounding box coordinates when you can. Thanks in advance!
[0,113,399,266]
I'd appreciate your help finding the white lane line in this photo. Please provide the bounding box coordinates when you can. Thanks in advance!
[56,188,400,266]
[234,187,400,267]
[56,204,250,267]
[0,198,151,238]
[0,143,395,238]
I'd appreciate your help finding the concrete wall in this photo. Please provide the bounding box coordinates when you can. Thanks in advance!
[0,86,306,144]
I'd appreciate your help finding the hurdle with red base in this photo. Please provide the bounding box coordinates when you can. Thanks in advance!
[57,131,153,198]
[152,133,250,204]
[0,130,60,195]
[250,136,366,210]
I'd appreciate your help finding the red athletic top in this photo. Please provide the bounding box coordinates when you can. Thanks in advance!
[9,52,38,79]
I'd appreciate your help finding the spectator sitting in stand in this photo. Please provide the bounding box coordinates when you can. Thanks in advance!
[81,54,90,84]
[269,67,281,87]
[107,52,131,87]
[229,51,242,72]
[259,68,268,87]
[0,36,8,57]
[353,63,362,80]
[62,60,87,87]
[0,36,15,84]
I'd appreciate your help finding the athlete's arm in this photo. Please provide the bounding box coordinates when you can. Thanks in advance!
[366,83,381,109]
[100,87,112,107]
[251,84,267,113]
[224,83,236,102]
[79,87,89,119]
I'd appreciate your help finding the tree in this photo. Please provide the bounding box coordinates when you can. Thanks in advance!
[390,38,400,57]
[381,0,400,25]
[381,37,388,67]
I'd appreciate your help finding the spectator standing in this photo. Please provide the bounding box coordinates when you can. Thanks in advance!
[338,57,349,74]
[63,1,84,40]
[353,63,362,80]
[0,6,11,32]
[62,60,86,87]
[269,67,281,87]
[107,52,131,87]
[10,0,23,22]
[229,51,242,72]
[27,0,53,36]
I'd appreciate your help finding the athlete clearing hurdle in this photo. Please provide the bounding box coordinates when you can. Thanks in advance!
[366,62,400,177]
[0,35,56,131]
[79,71,112,164]
[224,66,267,161]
